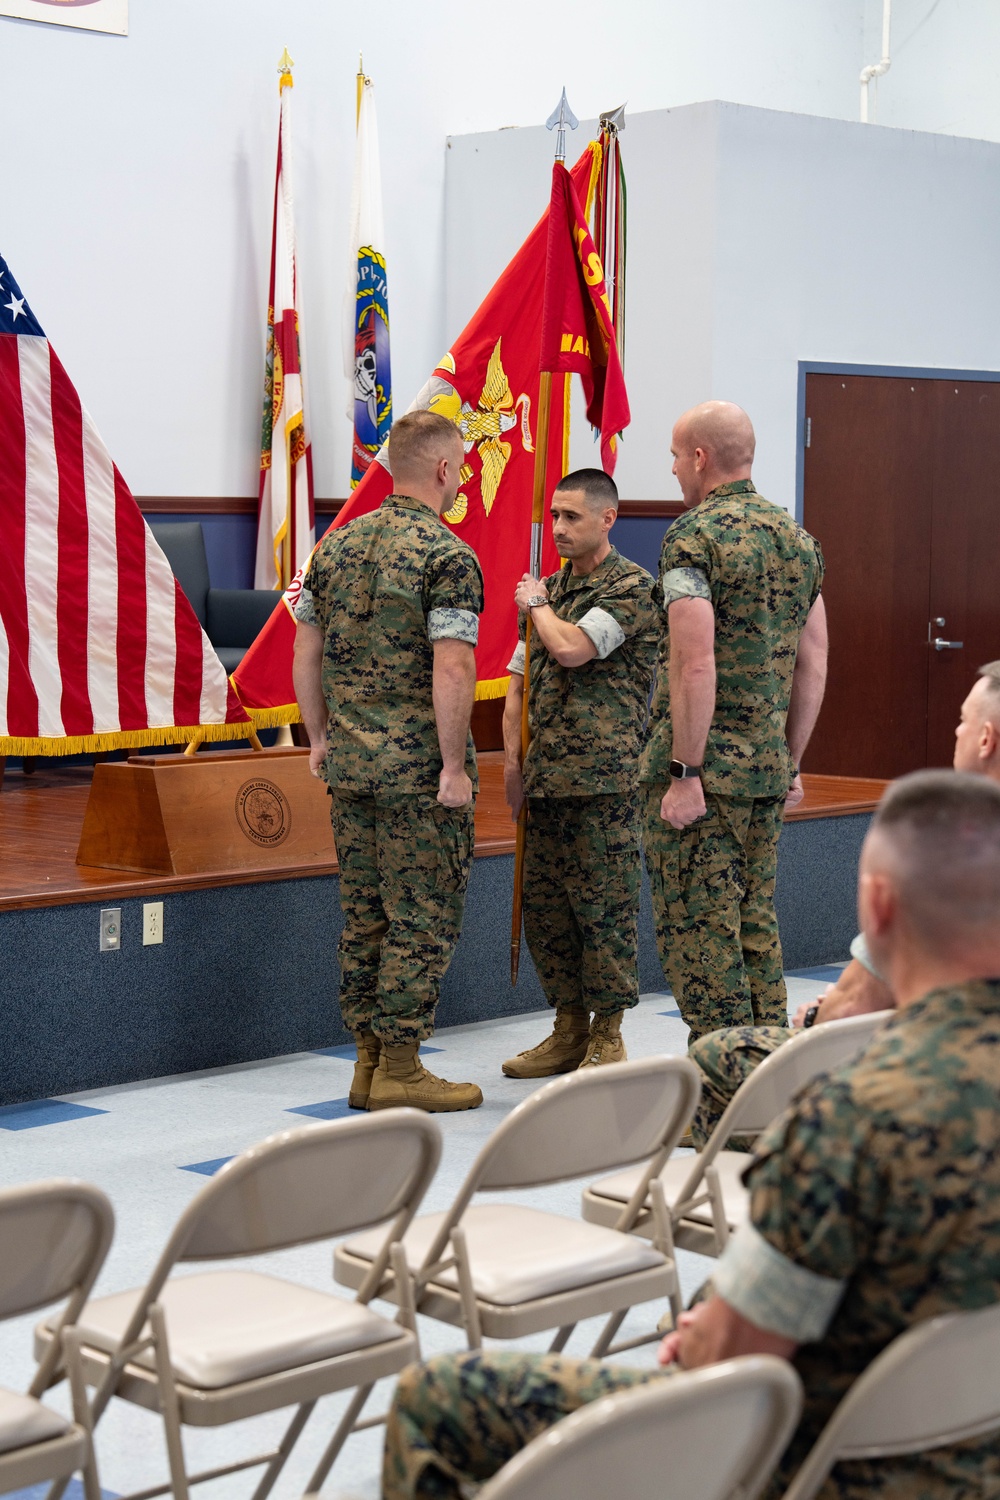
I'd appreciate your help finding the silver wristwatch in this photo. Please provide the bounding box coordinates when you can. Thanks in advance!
[525,594,549,608]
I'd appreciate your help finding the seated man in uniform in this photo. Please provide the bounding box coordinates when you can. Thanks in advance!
[382,768,1000,1500]
[689,658,1000,1146]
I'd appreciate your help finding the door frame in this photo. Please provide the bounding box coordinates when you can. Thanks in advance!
[794,361,1000,522]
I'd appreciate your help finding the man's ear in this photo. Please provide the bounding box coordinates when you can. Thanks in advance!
[981,718,999,761]
[859,869,896,941]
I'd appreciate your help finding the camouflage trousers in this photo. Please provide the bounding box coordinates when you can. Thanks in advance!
[643,785,787,1044]
[523,794,641,1018]
[329,790,474,1046]
[689,1024,792,1149]
[383,1351,666,1500]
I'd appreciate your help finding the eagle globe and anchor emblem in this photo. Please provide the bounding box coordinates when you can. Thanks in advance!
[235,778,292,848]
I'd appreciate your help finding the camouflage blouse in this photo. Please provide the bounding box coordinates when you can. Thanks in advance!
[510,547,659,798]
[303,494,484,795]
[641,480,824,798]
[731,979,1000,1498]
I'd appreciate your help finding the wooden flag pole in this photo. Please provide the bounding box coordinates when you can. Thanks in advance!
[510,369,553,984]
[511,88,579,984]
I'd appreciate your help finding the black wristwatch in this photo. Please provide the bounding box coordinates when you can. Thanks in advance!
[669,759,703,780]
[802,1004,820,1029]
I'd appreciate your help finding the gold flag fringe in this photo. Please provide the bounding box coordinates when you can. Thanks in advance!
[239,675,511,729]
[0,719,254,758]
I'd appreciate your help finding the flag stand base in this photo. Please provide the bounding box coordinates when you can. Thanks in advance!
[77,747,335,876]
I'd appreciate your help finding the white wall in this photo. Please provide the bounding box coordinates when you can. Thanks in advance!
[446,100,1000,508]
[2,0,867,499]
[861,0,1000,143]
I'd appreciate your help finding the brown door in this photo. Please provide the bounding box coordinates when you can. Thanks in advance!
[803,372,1000,778]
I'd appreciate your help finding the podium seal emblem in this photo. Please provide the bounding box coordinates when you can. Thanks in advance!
[236,779,291,847]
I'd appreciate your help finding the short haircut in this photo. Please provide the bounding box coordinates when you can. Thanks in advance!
[870,769,1000,950]
[978,661,1000,713]
[554,468,619,512]
[388,410,462,479]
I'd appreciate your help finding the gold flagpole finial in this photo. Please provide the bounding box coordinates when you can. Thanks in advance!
[356,54,369,126]
[278,48,294,90]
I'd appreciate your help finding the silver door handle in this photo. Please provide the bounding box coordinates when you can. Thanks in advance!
[932,638,964,651]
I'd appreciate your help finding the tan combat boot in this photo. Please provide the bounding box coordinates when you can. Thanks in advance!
[580,1010,627,1068]
[367,1042,483,1113]
[501,1006,591,1079]
[348,1030,382,1110]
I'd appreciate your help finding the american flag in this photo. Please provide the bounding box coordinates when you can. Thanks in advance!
[0,253,251,754]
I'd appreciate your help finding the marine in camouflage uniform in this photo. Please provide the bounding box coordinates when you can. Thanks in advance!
[294,411,485,1110]
[642,477,824,1042]
[382,977,1000,1500]
[501,473,659,1076]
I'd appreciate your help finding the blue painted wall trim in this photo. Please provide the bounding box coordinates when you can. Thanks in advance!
[795,360,1000,522]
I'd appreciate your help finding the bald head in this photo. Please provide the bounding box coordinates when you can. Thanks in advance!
[861,770,1000,978]
[670,401,756,508]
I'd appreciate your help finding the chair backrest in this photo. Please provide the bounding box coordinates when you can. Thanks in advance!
[476,1355,803,1500]
[707,1009,888,1153]
[475,1057,700,1192]
[782,1302,1000,1500]
[149,521,210,625]
[172,1111,441,1262]
[0,1180,114,1322]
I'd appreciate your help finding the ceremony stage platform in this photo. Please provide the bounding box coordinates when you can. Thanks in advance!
[0,754,886,1105]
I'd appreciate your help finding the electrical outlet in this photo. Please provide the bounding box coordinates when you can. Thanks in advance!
[100,908,122,951]
[143,901,164,946]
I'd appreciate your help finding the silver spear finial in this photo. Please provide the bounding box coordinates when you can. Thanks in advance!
[545,88,579,163]
[599,103,626,134]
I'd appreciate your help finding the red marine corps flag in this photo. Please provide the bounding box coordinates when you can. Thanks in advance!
[232,141,607,726]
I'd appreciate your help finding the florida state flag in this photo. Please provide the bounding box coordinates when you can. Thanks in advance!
[233,143,602,724]
[540,160,630,473]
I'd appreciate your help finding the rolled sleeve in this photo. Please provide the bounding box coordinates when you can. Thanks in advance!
[662,566,711,608]
[292,585,318,627]
[850,931,884,980]
[507,640,526,676]
[713,1221,846,1344]
[428,607,479,645]
[577,606,626,660]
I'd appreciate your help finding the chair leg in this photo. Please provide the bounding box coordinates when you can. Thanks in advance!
[588,1307,628,1360]
[547,1325,576,1354]
[148,1303,190,1500]
[248,1401,317,1500]
[301,1382,374,1498]
[704,1166,730,1253]
[64,1329,102,1500]
[648,1178,682,1325]
[450,1226,483,1351]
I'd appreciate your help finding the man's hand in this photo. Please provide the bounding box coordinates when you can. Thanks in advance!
[791,957,893,1026]
[514,574,548,612]
[660,777,707,829]
[504,763,525,821]
[438,767,474,809]
[308,743,326,780]
[657,1307,701,1369]
[785,773,804,811]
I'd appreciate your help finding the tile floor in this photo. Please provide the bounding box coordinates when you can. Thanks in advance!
[2,969,840,1500]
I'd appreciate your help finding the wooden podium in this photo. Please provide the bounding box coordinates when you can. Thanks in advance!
[77,748,336,875]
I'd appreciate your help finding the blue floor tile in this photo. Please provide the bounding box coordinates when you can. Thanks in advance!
[786,963,848,981]
[0,1098,108,1131]
[179,1156,234,1176]
[8,1483,117,1500]
[286,1097,354,1121]
[313,1044,442,1059]
[658,1007,682,1019]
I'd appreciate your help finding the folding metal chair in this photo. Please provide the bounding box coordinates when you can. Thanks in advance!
[336,1056,700,1357]
[477,1355,803,1500]
[583,1011,889,1257]
[782,1302,1000,1500]
[36,1111,440,1500]
[0,1179,113,1500]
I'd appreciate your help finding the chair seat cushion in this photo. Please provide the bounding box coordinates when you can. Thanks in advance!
[342,1204,666,1307]
[589,1152,751,1229]
[0,1387,70,1455]
[75,1270,407,1390]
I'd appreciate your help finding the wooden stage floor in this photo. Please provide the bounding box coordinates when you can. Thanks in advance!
[0,752,887,913]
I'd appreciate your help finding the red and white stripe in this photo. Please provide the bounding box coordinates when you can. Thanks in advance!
[0,332,248,745]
